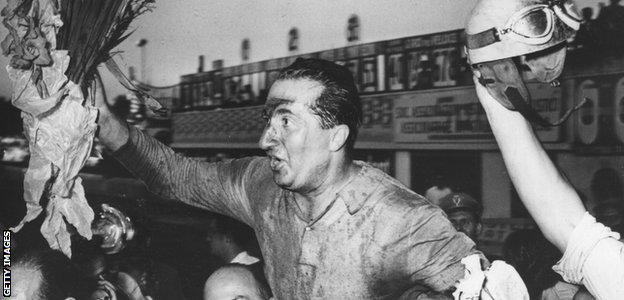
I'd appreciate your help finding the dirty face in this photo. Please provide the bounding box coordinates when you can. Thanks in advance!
[447,210,481,241]
[259,78,334,193]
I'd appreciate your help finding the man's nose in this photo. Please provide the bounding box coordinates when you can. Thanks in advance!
[259,125,278,150]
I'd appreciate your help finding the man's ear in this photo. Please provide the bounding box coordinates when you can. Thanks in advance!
[476,222,483,235]
[329,124,349,152]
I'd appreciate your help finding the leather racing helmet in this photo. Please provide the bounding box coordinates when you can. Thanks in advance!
[465,0,583,126]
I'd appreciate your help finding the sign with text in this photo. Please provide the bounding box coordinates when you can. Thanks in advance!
[394,84,563,143]
[358,95,394,143]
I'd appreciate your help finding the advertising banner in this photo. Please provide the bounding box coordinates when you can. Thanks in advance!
[173,106,264,145]
[358,95,394,143]
[394,84,563,143]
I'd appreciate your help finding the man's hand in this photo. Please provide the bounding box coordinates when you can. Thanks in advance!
[472,76,520,119]
[95,89,130,152]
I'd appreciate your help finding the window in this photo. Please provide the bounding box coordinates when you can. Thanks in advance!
[387,53,404,90]
[361,57,377,92]
[345,59,360,91]
[407,51,433,90]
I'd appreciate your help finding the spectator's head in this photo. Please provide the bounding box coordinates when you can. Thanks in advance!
[581,7,594,21]
[594,201,624,235]
[259,58,362,191]
[423,175,455,206]
[203,264,271,300]
[206,217,255,263]
[590,168,623,203]
[72,239,107,281]
[503,229,562,299]
[10,249,87,300]
[438,192,482,241]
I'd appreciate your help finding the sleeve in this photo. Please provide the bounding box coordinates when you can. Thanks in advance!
[552,212,624,299]
[112,126,258,225]
[410,206,481,291]
[381,202,481,292]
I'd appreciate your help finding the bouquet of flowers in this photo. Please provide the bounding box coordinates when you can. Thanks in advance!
[1,0,154,257]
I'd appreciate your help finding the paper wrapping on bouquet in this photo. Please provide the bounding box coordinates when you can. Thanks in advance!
[7,50,97,258]
[1,0,62,69]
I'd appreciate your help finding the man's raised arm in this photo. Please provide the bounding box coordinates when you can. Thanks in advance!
[94,97,257,225]
[473,77,585,251]
[475,78,624,299]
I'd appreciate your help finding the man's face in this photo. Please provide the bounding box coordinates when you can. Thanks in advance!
[447,210,481,241]
[259,78,334,192]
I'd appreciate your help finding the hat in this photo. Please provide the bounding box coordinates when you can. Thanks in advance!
[438,192,482,217]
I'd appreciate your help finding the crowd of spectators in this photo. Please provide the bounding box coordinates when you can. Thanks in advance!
[3,208,270,300]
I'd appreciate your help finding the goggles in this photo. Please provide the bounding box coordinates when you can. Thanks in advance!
[467,2,581,50]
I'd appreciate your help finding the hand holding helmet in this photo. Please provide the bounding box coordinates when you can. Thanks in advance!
[466,0,585,126]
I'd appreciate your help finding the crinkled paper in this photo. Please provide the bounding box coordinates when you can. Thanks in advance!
[8,50,97,258]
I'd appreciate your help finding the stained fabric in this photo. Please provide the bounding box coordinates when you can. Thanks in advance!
[113,127,481,299]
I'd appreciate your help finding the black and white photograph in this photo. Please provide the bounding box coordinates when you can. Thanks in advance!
[0,0,623,299]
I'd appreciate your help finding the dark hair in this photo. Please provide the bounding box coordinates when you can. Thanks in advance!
[276,58,363,153]
[423,174,457,193]
[211,216,255,250]
[503,229,562,299]
[15,249,87,300]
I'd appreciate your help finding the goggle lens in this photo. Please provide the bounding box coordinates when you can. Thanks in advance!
[511,9,551,38]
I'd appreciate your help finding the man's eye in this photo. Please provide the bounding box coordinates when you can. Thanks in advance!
[281,117,289,126]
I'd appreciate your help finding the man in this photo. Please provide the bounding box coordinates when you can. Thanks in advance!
[10,249,88,300]
[205,216,260,265]
[97,58,481,298]
[203,264,271,300]
[438,192,482,242]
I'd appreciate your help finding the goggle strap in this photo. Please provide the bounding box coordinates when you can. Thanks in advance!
[553,5,581,30]
[466,27,500,49]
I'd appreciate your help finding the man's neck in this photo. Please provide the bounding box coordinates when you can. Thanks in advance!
[294,159,357,220]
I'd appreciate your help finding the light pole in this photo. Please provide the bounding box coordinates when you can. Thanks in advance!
[136,38,148,83]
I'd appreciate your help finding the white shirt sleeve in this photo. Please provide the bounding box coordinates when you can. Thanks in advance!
[552,212,624,299]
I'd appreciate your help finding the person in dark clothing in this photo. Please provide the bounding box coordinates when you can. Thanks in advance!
[596,0,624,54]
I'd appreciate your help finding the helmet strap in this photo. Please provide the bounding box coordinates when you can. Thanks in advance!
[474,58,584,127]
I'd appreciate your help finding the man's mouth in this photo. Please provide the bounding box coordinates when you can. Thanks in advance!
[269,155,285,171]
